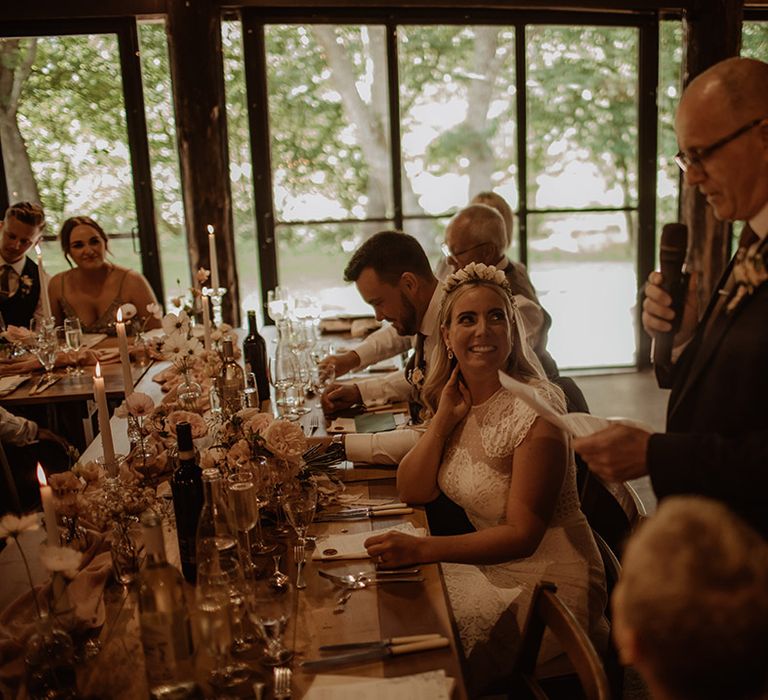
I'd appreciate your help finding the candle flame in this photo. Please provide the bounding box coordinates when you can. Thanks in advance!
[207,224,214,235]
[116,307,123,323]
[37,463,47,486]
[95,361,102,378]
[35,244,42,256]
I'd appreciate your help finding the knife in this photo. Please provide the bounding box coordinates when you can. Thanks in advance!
[320,633,444,652]
[33,375,62,394]
[315,507,414,521]
[301,636,450,671]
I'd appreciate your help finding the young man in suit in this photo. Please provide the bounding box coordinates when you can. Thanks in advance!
[0,202,47,328]
[574,57,768,539]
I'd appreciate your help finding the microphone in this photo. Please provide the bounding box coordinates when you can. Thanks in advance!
[652,223,689,368]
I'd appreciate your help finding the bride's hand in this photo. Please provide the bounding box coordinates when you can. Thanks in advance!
[433,366,471,432]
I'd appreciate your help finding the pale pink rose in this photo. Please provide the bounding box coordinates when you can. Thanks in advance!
[126,391,155,418]
[48,471,82,496]
[200,447,228,470]
[264,420,307,460]
[246,412,274,436]
[72,460,101,484]
[227,439,252,466]
[167,410,207,439]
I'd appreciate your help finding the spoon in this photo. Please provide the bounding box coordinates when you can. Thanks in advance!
[269,554,289,591]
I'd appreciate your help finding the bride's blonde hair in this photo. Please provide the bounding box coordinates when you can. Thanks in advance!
[421,263,545,417]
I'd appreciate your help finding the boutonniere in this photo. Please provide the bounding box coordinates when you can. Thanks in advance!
[19,274,33,296]
[408,366,425,389]
[727,241,768,313]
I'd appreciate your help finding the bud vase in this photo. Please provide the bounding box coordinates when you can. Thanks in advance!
[177,369,202,411]
[24,615,78,700]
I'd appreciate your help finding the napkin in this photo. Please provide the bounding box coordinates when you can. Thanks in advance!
[0,348,121,377]
[0,374,29,395]
[304,670,453,700]
[312,522,425,561]
[81,333,108,348]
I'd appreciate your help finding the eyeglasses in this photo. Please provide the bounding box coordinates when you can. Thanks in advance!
[674,117,765,173]
[441,241,488,262]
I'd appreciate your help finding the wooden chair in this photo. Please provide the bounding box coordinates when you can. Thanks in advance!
[512,581,611,700]
[593,529,624,698]
[580,472,646,557]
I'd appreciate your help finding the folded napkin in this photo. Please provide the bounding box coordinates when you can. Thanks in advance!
[304,670,453,700]
[312,522,425,561]
[0,532,111,687]
[0,348,120,377]
[0,374,29,395]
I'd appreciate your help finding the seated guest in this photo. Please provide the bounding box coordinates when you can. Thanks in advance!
[0,202,47,328]
[48,216,161,334]
[613,496,768,700]
[364,263,606,693]
[0,405,72,515]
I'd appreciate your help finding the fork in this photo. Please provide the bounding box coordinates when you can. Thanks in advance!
[309,414,320,436]
[294,542,307,590]
[273,666,292,699]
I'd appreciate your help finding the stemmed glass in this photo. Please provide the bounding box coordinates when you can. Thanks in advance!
[226,471,260,578]
[283,480,318,548]
[29,322,57,383]
[266,458,292,537]
[245,578,294,666]
[250,457,277,555]
[64,318,84,376]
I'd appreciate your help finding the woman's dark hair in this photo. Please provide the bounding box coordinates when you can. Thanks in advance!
[59,216,109,265]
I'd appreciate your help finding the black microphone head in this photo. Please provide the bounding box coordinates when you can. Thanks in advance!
[659,223,688,266]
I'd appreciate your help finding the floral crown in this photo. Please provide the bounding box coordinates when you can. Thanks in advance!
[443,262,515,303]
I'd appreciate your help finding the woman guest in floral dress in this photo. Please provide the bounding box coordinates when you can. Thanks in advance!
[49,216,161,334]
[365,263,607,694]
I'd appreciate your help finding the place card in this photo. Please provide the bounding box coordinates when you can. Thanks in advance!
[312,522,425,561]
[304,670,453,699]
[0,374,30,396]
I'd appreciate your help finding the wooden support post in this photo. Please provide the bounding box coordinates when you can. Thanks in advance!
[166,0,239,326]
[681,0,743,310]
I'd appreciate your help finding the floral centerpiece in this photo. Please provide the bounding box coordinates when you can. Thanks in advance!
[169,268,210,317]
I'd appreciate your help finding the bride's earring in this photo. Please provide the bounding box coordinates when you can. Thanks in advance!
[447,347,454,360]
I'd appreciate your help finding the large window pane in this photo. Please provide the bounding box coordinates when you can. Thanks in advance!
[528,211,637,368]
[1,34,137,276]
[398,26,517,256]
[139,21,188,308]
[742,21,768,59]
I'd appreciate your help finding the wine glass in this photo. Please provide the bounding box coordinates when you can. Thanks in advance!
[64,318,84,376]
[245,578,294,665]
[249,458,277,555]
[30,325,57,383]
[226,471,260,577]
[195,584,252,689]
[283,480,318,548]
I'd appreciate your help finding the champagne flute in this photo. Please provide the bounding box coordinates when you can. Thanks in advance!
[226,471,260,577]
[283,480,318,547]
[64,318,84,376]
[245,578,294,665]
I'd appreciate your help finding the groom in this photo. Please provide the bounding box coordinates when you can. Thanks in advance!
[574,57,768,539]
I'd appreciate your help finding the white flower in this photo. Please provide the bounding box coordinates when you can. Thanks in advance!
[39,544,83,577]
[161,331,187,360]
[119,303,137,320]
[146,302,163,319]
[0,513,39,540]
[170,296,183,309]
[443,263,512,298]
[114,400,129,419]
[126,391,155,417]
[162,310,190,336]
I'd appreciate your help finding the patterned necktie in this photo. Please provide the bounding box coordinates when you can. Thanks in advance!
[406,332,427,424]
[0,265,13,299]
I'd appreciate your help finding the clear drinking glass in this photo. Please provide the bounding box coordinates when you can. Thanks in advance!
[246,579,294,665]
[30,327,58,383]
[226,471,260,577]
[283,480,318,547]
[64,318,84,376]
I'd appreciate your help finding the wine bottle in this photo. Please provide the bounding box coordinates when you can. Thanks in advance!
[137,511,198,697]
[217,338,244,414]
[170,421,203,584]
[196,468,239,585]
[243,310,269,409]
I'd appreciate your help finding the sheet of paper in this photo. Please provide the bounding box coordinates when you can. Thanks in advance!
[304,670,453,700]
[81,333,108,349]
[312,522,425,561]
[498,371,654,437]
[0,374,29,395]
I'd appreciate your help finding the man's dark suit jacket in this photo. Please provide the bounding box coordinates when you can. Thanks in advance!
[648,237,768,539]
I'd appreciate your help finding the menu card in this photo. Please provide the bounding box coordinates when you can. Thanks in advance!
[312,522,425,561]
[304,670,453,699]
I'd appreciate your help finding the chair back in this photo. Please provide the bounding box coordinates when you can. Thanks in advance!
[514,581,611,700]
[580,473,646,557]
[0,441,21,514]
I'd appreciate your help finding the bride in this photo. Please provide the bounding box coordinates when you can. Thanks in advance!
[365,263,607,693]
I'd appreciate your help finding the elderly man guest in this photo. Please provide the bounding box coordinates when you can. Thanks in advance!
[574,57,768,539]
[0,202,48,328]
[613,496,768,700]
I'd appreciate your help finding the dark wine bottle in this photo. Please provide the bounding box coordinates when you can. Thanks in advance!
[243,310,269,408]
[170,421,203,584]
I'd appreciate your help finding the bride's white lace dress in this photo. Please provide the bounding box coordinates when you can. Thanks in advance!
[437,384,607,689]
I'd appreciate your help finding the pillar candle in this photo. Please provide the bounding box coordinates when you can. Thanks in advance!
[115,308,133,397]
[35,245,52,319]
[207,225,220,291]
[93,362,116,471]
[37,464,59,545]
[201,294,212,350]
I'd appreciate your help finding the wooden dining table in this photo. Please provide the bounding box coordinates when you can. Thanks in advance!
[0,340,469,699]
